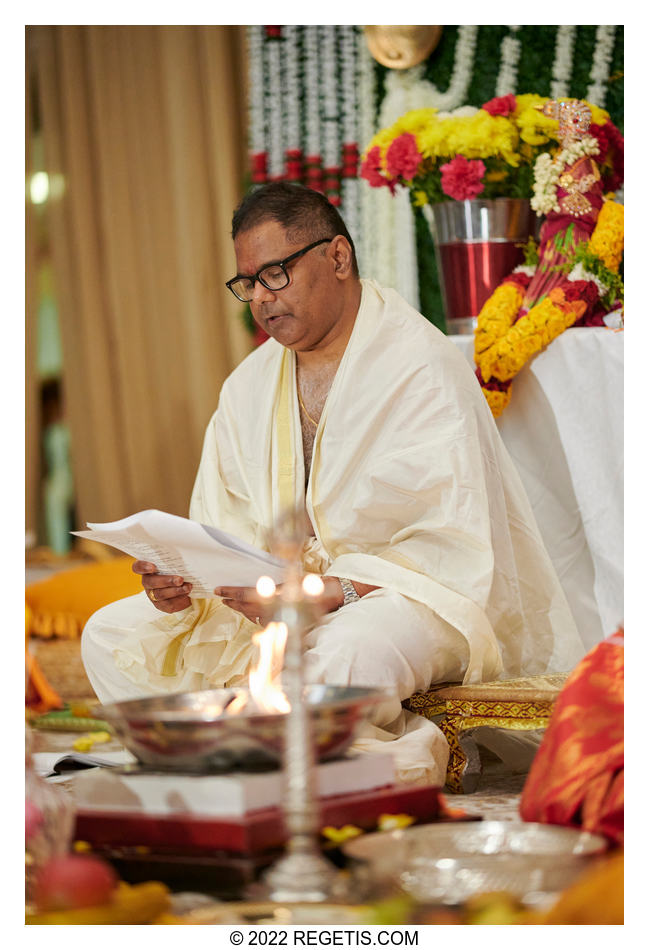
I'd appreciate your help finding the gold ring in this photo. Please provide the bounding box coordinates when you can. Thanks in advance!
[148,589,157,603]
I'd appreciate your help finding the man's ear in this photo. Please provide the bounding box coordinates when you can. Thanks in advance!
[329,235,353,279]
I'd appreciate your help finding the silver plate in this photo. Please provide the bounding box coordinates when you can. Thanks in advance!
[94,684,385,772]
[343,821,609,905]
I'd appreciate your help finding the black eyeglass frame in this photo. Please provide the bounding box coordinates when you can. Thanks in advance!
[225,237,333,302]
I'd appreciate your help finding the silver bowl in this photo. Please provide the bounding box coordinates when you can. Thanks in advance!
[94,684,384,772]
[343,821,609,905]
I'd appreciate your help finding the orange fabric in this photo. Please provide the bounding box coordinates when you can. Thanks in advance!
[520,630,623,845]
[26,556,142,639]
[25,646,64,713]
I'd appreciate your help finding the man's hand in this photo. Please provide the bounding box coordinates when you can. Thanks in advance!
[214,577,378,624]
[132,561,193,614]
[213,586,267,626]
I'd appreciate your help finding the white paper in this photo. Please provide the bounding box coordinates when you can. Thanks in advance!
[72,509,286,596]
[32,749,137,777]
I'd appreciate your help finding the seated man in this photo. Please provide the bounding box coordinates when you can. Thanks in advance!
[82,183,584,785]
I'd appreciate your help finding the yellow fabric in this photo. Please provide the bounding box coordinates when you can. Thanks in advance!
[111,279,583,693]
[276,347,297,514]
[26,556,142,639]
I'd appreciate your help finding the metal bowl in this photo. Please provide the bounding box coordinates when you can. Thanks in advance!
[343,821,609,905]
[94,684,385,772]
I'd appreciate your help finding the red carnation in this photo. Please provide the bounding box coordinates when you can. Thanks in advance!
[360,146,391,189]
[482,94,517,117]
[385,133,423,180]
[440,155,486,201]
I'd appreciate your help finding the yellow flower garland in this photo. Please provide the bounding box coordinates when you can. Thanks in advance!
[474,198,624,417]
[479,291,586,384]
[589,200,624,271]
[474,282,524,360]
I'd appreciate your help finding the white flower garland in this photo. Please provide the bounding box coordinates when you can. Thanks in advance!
[495,27,521,97]
[430,24,478,111]
[531,136,600,215]
[266,32,285,178]
[283,26,301,153]
[586,25,616,107]
[320,26,340,171]
[340,26,360,247]
[357,28,378,279]
[512,264,537,278]
[304,27,321,160]
[373,25,479,127]
[247,26,266,157]
[550,25,576,100]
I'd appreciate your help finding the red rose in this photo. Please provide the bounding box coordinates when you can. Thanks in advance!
[564,280,600,305]
[440,155,486,201]
[360,146,390,189]
[385,133,423,180]
[482,94,517,117]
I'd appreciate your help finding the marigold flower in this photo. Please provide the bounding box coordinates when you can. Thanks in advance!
[589,200,624,271]
[483,387,512,417]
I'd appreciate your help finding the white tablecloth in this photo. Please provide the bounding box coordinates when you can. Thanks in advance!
[451,328,623,651]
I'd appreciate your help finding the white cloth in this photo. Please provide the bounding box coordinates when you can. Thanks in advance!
[82,279,584,785]
[450,327,623,648]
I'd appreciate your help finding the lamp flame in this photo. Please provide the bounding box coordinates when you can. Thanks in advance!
[226,620,290,716]
[250,621,290,713]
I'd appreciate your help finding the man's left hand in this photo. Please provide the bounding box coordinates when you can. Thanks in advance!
[213,586,267,625]
[214,576,347,625]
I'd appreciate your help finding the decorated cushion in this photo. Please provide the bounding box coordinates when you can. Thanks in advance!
[26,556,142,638]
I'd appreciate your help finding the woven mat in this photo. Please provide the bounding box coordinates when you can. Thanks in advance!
[28,636,96,701]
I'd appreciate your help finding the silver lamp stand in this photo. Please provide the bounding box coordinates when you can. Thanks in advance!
[261,516,342,903]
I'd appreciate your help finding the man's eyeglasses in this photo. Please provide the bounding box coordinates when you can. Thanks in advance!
[226,238,333,302]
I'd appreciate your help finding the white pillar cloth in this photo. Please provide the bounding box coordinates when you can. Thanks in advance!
[450,327,624,649]
[83,587,469,786]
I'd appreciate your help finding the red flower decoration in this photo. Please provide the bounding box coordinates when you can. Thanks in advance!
[385,133,422,180]
[475,367,512,391]
[564,279,600,305]
[440,155,486,201]
[360,146,391,189]
[588,123,610,163]
[504,271,533,293]
[482,94,517,117]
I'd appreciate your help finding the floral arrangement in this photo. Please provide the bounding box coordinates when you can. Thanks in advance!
[360,93,623,207]
[474,198,624,417]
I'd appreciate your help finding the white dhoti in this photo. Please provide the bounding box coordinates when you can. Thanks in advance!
[82,586,469,786]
